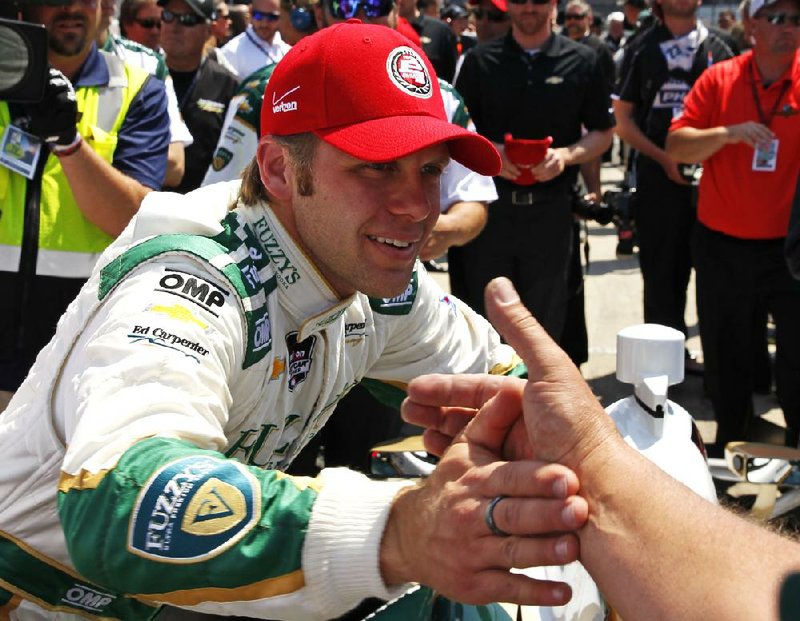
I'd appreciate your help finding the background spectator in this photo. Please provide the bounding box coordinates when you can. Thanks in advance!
[160,0,238,193]
[218,0,291,78]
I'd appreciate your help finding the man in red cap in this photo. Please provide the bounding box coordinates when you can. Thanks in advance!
[0,22,587,620]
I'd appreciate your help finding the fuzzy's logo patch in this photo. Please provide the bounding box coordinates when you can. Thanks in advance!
[129,456,259,562]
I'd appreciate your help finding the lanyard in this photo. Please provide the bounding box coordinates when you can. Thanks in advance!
[246,29,278,62]
[748,57,791,128]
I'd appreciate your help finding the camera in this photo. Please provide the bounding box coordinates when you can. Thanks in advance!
[571,188,615,226]
[603,186,637,257]
[0,16,49,103]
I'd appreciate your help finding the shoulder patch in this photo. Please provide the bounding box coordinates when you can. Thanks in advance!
[368,270,418,315]
[128,455,261,562]
[100,213,276,368]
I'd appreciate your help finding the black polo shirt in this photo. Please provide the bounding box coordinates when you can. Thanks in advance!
[170,55,239,193]
[455,32,613,189]
[616,23,733,149]
[410,13,458,83]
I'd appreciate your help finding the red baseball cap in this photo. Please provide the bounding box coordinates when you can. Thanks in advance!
[261,21,501,176]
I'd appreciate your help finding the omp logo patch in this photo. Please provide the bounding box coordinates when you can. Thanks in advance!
[386,46,432,99]
[211,147,233,171]
[61,584,116,614]
[286,331,316,392]
[129,456,259,562]
[369,271,418,315]
[157,269,230,315]
[253,314,272,353]
[147,303,208,330]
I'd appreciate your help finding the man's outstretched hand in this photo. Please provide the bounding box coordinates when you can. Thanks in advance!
[402,276,620,472]
[382,334,591,607]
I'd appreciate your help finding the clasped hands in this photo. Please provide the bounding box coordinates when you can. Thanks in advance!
[380,277,620,607]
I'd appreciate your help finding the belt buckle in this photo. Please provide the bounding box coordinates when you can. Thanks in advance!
[511,190,534,205]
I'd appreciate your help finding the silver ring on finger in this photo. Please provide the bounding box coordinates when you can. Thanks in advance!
[485,495,511,537]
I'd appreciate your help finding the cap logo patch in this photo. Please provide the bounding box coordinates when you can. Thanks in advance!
[273,86,300,113]
[386,46,432,99]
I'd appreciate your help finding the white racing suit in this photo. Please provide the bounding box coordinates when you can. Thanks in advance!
[0,182,522,620]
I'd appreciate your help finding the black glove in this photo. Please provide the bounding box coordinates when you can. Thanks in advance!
[24,67,79,147]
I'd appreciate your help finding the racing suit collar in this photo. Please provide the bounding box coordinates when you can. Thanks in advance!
[248,205,356,341]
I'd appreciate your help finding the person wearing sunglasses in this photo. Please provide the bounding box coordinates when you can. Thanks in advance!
[467,0,510,44]
[218,0,291,79]
[120,0,164,50]
[157,0,238,194]
[0,0,170,411]
[613,0,735,398]
[452,0,613,340]
[103,0,195,189]
[665,0,800,455]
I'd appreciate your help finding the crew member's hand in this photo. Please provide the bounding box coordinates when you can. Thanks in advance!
[484,277,620,470]
[657,151,690,186]
[384,379,589,607]
[724,122,775,148]
[530,148,566,182]
[403,277,621,470]
[497,143,525,181]
[25,67,79,147]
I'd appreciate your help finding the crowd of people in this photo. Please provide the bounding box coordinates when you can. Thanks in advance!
[0,0,798,618]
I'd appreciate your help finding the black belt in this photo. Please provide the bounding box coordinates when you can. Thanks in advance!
[499,183,569,206]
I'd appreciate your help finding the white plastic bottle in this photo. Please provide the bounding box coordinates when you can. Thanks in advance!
[605,324,717,503]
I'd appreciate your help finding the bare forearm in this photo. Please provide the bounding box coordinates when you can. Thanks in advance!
[665,126,731,163]
[163,142,186,188]
[579,441,799,621]
[59,141,152,237]
[559,129,613,167]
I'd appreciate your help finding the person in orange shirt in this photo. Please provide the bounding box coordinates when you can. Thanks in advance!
[666,0,800,453]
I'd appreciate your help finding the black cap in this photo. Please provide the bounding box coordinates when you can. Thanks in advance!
[158,0,217,20]
[441,3,469,19]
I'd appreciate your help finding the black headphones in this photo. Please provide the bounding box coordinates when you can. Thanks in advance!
[290,5,315,30]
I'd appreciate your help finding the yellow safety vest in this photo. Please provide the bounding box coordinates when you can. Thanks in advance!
[0,51,150,279]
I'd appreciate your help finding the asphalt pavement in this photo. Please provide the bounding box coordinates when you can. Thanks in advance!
[431,162,787,447]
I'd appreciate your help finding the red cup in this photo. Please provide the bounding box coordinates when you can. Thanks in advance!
[504,134,553,185]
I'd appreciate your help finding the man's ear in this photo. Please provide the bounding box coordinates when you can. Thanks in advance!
[257,136,293,201]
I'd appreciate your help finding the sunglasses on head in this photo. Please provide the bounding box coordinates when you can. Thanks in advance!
[507,0,551,5]
[161,9,206,25]
[565,11,586,19]
[252,9,281,20]
[470,6,508,20]
[759,12,800,25]
[134,17,161,28]
[328,0,394,19]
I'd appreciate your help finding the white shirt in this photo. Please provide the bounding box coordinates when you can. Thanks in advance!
[218,25,291,79]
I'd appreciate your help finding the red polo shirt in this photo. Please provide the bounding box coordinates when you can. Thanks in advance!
[670,50,800,239]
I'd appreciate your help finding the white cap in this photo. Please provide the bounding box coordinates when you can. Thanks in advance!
[616,324,685,411]
[607,10,624,22]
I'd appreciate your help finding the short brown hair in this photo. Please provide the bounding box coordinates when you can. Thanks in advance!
[239,133,318,206]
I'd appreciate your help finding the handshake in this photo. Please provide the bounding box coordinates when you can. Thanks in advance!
[384,277,626,610]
